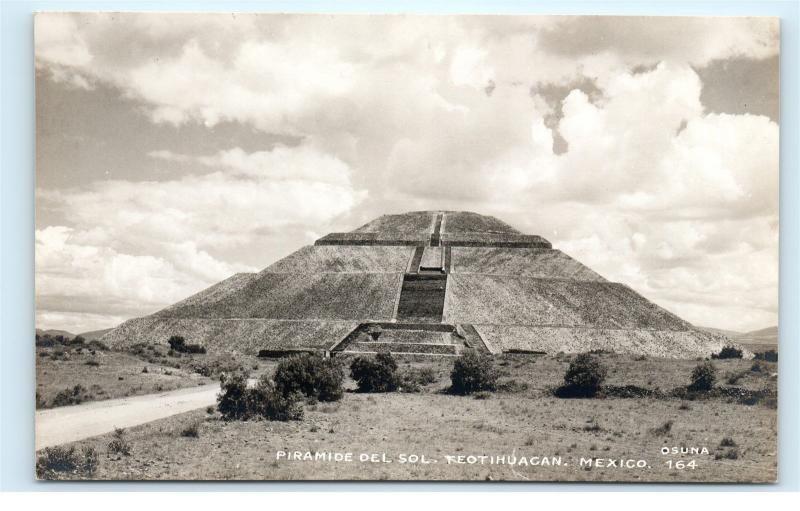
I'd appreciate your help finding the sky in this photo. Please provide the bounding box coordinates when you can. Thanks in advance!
[34,13,780,334]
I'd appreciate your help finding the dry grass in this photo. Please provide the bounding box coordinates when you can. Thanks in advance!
[45,353,777,482]
[36,346,212,408]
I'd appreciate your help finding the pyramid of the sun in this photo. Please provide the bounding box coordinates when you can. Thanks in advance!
[101,211,729,358]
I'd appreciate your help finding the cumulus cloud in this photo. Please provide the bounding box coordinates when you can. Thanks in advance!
[34,13,779,332]
[36,143,366,329]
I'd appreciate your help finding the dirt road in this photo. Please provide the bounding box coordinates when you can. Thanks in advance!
[35,383,221,450]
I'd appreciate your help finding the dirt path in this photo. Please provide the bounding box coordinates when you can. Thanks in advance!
[36,383,222,450]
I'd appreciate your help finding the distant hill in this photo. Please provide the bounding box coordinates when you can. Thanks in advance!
[36,327,115,341]
[737,326,778,345]
[698,327,742,338]
[35,328,75,339]
[77,327,114,341]
[699,325,778,346]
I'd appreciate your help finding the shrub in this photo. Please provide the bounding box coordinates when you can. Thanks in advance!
[273,353,344,402]
[167,335,207,354]
[725,370,747,385]
[216,372,303,421]
[394,366,437,393]
[410,366,437,385]
[107,428,132,456]
[649,420,673,436]
[350,353,400,392]
[250,375,304,421]
[189,353,247,378]
[689,361,717,392]
[754,350,778,362]
[217,372,252,420]
[180,422,200,438]
[562,353,607,397]
[496,379,529,393]
[712,345,743,359]
[36,335,55,348]
[715,448,739,460]
[51,384,91,407]
[36,446,98,479]
[720,437,737,447]
[87,340,109,351]
[84,359,100,367]
[750,361,766,373]
[449,351,498,395]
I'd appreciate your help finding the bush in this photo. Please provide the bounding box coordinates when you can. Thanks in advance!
[189,354,247,378]
[51,384,91,407]
[250,375,304,421]
[725,370,747,385]
[754,350,778,362]
[167,335,206,354]
[408,366,437,386]
[107,428,132,456]
[561,353,607,397]
[216,372,303,421]
[689,361,717,392]
[712,345,743,359]
[84,359,100,367]
[649,420,673,436]
[350,353,400,393]
[36,446,98,479]
[273,353,344,402]
[217,372,252,420]
[449,351,498,395]
[180,422,200,438]
[87,340,109,351]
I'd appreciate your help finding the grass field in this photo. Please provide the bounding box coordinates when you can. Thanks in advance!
[43,353,777,482]
[35,345,213,409]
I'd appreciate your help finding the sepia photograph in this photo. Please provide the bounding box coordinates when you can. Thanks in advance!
[33,12,780,482]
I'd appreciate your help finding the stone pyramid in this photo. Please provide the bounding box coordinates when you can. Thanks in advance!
[102,211,729,358]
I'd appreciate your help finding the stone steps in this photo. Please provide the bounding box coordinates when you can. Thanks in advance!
[344,341,458,356]
[395,274,447,322]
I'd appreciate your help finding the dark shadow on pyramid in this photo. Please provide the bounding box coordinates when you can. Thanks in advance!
[101,211,730,358]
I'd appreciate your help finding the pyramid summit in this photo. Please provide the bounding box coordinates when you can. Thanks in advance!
[102,210,730,358]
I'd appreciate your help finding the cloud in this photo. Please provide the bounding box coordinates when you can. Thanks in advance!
[537,16,779,65]
[33,14,779,332]
[36,143,367,329]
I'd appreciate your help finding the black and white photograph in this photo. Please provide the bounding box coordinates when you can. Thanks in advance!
[33,12,780,482]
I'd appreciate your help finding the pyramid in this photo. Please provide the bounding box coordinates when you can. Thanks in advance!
[101,211,730,358]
